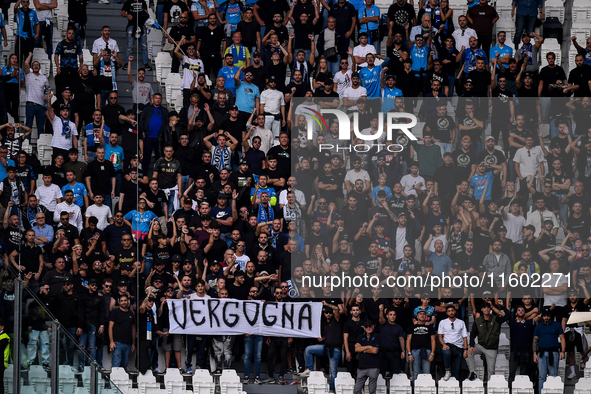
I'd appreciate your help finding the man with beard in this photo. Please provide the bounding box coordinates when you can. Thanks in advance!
[103,211,131,254]
[477,136,507,200]
[126,58,153,114]
[566,53,591,98]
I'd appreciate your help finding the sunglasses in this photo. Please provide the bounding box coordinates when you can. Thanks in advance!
[250,290,258,293]
[104,285,112,288]
[109,97,117,100]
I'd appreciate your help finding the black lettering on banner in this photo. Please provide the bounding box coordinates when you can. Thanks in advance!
[171,299,187,329]
[262,302,278,326]
[298,304,312,330]
[282,303,295,329]
[243,301,260,326]
[189,299,206,326]
[208,299,221,328]
[223,300,240,327]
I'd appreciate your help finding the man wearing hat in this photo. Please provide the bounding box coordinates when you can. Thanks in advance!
[466,299,509,381]
[259,75,285,140]
[533,307,565,392]
[515,32,544,74]
[46,91,79,160]
[353,320,380,393]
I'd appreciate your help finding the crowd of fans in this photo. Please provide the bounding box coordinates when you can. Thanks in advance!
[1,0,591,392]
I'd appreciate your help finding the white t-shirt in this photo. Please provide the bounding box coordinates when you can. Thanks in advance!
[334,70,352,97]
[542,273,568,307]
[85,204,113,230]
[246,123,274,154]
[342,86,367,110]
[513,146,544,177]
[25,71,49,105]
[235,254,250,271]
[91,37,120,56]
[353,44,376,68]
[344,169,371,187]
[400,174,426,197]
[181,56,204,89]
[278,189,306,207]
[394,227,407,260]
[260,89,285,115]
[504,213,526,244]
[35,184,63,212]
[51,116,78,150]
[437,318,468,348]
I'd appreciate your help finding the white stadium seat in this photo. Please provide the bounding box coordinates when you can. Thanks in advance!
[487,375,509,394]
[334,372,354,394]
[574,377,591,394]
[541,376,564,394]
[192,370,215,394]
[512,375,534,394]
[414,374,436,394]
[438,377,460,394]
[462,378,485,394]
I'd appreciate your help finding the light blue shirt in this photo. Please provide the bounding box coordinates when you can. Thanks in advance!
[470,171,495,201]
[359,58,389,98]
[235,81,260,113]
[428,252,452,277]
[358,5,380,33]
[411,45,429,72]
[62,182,88,208]
[382,86,403,112]
[33,224,54,247]
[0,159,15,181]
[104,143,124,172]
[490,44,513,68]
[218,66,241,96]
[461,48,488,72]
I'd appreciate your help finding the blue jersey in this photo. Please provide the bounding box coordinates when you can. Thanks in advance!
[192,0,215,27]
[235,81,260,113]
[489,45,513,68]
[358,5,380,33]
[1,66,23,84]
[461,48,488,72]
[124,210,158,234]
[85,123,111,148]
[224,2,243,29]
[359,59,389,98]
[62,183,88,208]
[218,66,241,97]
[382,86,403,112]
[410,46,429,71]
[470,171,494,201]
[15,8,38,38]
[0,14,5,43]
[103,144,124,172]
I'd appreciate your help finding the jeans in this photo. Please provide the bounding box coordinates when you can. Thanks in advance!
[26,102,45,135]
[86,151,96,163]
[181,175,189,195]
[322,8,329,29]
[185,335,208,369]
[34,21,53,57]
[126,26,149,65]
[471,140,483,156]
[71,21,86,48]
[558,201,568,227]
[115,171,123,197]
[111,342,132,370]
[244,335,263,378]
[380,350,402,376]
[435,142,453,157]
[27,330,50,365]
[64,327,79,366]
[368,35,380,55]
[442,347,463,379]
[78,324,97,367]
[411,349,431,382]
[328,56,340,76]
[102,194,113,212]
[540,97,551,124]
[305,344,341,391]
[514,14,537,47]
[156,3,165,26]
[142,136,159,171]
[100,90,113,108]
[538,351,559,393]
[447,75,456,98]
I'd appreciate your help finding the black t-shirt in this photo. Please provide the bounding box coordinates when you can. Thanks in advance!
[255,0,290,27]
[163,0,189,25]
[539,65,567,97]
[491,87,513,121]
[46,165,67,188]
[109,307,135,344]
[568,65,591,97]
[567,213,591,240]
[102,104,125,136]
[120,180,145,215]
[466,69,491,97]
[386,2,415,36]
[451,148,476,182]
[76,75,100,111]
[20,243,42,274]
[226,281,249,300]
[86,159,116,195]
[121,0,149,28]
[343,318,364,346]
[407,323,436,350]
[143,189,166,217]
[219,118,244,143]
[426,115,455,141]
[198,26,226,52]
[236,20,261,48]
[169,24,195,51]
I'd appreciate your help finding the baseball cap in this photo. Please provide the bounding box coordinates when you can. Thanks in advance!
[397,212,407,219]
[465,78,473,84]
[268,75,276,82]
[218,193,227,199]
[172,254,183,262]
[240,159,250,166]
[482,291,493,297]
[554,246,565,253]
[462,135,471,142]
[229,105,238,111]
[524,72,533,78]
[253,51,261,57]
[498,225,507,232]
[477,265,487,272]
[485,136,495,142]
[361,320,374,327]
[541,307,552,316]
[118,280,128,287]
[452,262,460,268]
[357,261,366,266]
[183,197,192,205]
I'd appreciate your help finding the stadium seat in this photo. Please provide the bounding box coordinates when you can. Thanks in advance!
[192,370,214,394]
[363,374,386,394]
[558,359,566,378]
[306,371,329,394]
[498,333,510,359]
[334,372,355,394]
[74,388,90,394]
[462,378,485,394]
[137,373,159,394]
[28,366,50,394]
[512,375,534,394]
[414,374,436,394]
[574,377,591,394]
[543,0,565,24]
[164,369,186,394]
[109,367,129,382]
[572,6,591,28]
[389,373,411,394]
[541,376,564,394]
[495,354,510,380]
[21,386,36,394]
[487,375,509,394]
[219,370,242,394]
[155,52,173,86]
[438,376,460,394]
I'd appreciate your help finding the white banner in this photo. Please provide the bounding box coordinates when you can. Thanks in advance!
[167,298,323,338]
